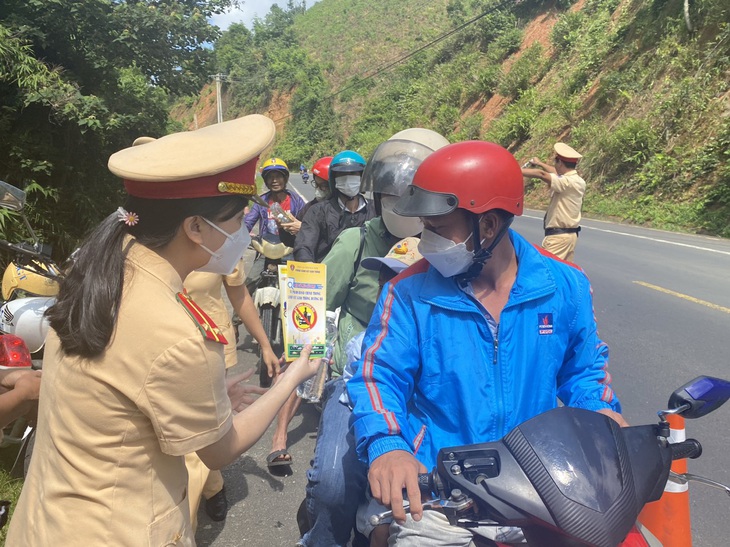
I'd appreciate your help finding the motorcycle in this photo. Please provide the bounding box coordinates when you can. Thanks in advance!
[0,180,63,369]
[0,180,64,476]
[247,234,292,387]
[370,375,730,547]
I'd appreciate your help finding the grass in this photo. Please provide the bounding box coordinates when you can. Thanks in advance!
[0,445,24,545]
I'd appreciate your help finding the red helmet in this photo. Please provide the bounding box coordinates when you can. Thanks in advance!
[394,141,523,218]
[311,156,333,181]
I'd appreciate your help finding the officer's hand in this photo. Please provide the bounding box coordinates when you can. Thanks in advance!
[226,369,267,413]
[368,450,427,524]
[261,347,281,379]
[279,344,321,385]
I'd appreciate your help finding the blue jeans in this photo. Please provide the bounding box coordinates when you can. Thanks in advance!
[300,378,368,546]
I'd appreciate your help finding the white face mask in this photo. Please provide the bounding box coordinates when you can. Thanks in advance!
[418,228,484,278]
[197,217,251,275]
[314,187,331,201]
[380,195,423,238]
[335,174,362,198]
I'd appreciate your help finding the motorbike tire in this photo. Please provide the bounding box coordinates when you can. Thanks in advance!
[258,304,281,388]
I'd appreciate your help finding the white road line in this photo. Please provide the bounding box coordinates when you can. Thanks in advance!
[522,214,730,256]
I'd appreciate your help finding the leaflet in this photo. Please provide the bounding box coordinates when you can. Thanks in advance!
[283,261,327,360]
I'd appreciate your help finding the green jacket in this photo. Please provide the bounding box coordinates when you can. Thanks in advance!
[323,217,398,376]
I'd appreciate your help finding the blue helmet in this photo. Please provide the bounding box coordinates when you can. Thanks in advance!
[330,150,366,174]
[329,150,366,194]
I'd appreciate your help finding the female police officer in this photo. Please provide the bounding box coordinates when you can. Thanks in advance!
[7,115,320,546]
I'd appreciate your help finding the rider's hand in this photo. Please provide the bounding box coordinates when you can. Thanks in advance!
[597,408,630,427]
[13,370,42,401]
[226,368,267,413]
[0,369,37,391]
[279,219,302,235]
[368,449,427,524]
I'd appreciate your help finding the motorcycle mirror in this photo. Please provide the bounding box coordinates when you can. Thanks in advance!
[667,376,730,419]
[0,181,26,212]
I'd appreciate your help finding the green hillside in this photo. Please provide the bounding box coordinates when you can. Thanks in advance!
[201,0,729,237]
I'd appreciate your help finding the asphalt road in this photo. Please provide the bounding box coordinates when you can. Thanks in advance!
[197,178,730,546]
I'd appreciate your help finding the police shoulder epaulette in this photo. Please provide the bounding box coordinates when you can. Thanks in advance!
[176,291,228,344]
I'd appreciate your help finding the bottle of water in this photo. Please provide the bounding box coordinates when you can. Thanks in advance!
[296,312,338,402]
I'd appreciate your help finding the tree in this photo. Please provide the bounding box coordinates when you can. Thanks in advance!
[0,0,238,257]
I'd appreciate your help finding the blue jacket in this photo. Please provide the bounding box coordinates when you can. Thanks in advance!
[347,230,621,470]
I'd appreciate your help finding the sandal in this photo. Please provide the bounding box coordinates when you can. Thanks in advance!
[266,449,293,468]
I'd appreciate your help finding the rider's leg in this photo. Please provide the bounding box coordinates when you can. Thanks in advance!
[269,389,302,463]
[388,511,476,547]
[300,377,368,547]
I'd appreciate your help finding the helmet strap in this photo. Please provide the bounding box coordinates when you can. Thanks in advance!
[457,213,514,283]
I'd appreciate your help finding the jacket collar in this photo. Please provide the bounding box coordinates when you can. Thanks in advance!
[419,230,556,311]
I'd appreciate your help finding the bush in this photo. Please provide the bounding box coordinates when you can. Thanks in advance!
[551,12,584,52]
[452,113,483,141]
[498,43,545,98]
[485,89,544,146]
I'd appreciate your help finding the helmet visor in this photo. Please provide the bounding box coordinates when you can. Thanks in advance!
[393,184,459,217]
[360,140,435,198]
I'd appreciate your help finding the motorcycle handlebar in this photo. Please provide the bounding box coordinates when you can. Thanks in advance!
[0,238,46,259]
[418,473,433,494]
[671,439,702,460]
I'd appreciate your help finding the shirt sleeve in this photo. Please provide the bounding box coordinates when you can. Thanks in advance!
[549,173,570,193]
[245,203,262,232]
[347,282,421,465]
[140,336,232,456]
[323,227,360,311]
[556,272,622,413]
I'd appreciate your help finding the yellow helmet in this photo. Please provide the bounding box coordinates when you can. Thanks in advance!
[261,157,289,180]
[2,261,60,301]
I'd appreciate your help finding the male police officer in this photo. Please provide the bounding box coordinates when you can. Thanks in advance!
[522,142,585,261]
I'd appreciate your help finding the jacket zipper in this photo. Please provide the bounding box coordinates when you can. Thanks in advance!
[493,323,504,436]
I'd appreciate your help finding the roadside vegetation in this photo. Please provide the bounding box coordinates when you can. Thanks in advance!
[202,0,729,237]
[1,0,729,261]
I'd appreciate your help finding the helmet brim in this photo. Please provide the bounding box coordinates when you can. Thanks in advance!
[393,185,459,217]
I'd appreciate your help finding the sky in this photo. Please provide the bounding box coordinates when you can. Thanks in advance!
[210,1,323,30]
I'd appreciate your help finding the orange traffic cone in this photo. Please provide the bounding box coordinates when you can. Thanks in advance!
[638,413,692,546]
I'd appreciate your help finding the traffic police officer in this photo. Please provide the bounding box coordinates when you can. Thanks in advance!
[522,142,585,262]
[7,115,320,546]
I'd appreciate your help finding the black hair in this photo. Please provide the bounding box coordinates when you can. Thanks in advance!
[47,194,248,359]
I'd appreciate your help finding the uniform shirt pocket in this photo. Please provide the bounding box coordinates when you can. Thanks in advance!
[147,496,192,547]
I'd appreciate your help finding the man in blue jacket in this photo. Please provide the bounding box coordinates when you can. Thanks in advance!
[347,141,627,545]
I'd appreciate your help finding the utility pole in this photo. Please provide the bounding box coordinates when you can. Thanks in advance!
[210,73,228,123]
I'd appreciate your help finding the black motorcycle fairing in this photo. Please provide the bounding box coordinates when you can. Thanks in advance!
[437,407,672,547]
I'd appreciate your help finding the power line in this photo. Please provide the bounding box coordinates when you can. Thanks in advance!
[272,0,517,123]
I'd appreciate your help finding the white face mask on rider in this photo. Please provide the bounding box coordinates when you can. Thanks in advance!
[314,187,331,201]
[418,226,485,278]
[197,217,251,275]
[334,174,362,198]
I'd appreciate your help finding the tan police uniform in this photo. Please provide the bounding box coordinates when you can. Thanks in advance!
[543,143,585,262]
[7,114,276,546]
[183,259,246,529]
[184,260,245,370]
